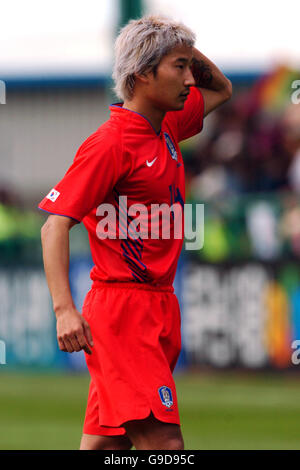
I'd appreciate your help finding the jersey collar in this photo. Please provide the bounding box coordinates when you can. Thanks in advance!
[109,103,162,137]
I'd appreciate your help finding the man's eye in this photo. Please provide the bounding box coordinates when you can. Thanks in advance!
[176,65,184,69]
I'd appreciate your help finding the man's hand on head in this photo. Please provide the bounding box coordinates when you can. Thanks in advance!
[191,55,213,89]
[191,47,232,116]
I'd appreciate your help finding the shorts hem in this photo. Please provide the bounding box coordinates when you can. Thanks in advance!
[83,408,180,436]
[88,408,180,434]
[82,427,127,436]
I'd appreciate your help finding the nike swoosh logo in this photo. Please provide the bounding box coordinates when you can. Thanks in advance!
[146,157,158,167]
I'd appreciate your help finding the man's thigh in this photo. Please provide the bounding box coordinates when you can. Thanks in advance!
[123,412,184,450]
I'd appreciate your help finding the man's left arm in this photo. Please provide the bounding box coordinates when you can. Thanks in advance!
[191,47,232,116]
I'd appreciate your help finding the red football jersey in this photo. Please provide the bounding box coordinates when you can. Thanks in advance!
[38,86,204,286]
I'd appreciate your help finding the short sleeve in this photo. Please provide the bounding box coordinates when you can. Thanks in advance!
[38,130,126,222]
[166,86,205,143]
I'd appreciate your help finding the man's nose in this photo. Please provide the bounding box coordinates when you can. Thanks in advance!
[184,68,196,87]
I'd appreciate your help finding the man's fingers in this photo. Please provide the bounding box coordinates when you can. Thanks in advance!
[76,330,92,355]
[82,319,94,347]
[58,337,67,352]
[58,335,87,354]
[83,344,92,355]
[63,337,76,353]
[68,335,82,352]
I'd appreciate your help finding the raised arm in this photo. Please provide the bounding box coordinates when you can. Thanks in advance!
[191,47,232,116]
[41,214,93,355]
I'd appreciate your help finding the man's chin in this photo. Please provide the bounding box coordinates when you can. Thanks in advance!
[167,102,185,111]
[158,100,185,112]
[175,102,185,110]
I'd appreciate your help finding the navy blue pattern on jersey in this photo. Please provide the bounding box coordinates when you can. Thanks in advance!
[164,132,178,161]
[169,184,184,221]
[113,189,152,283]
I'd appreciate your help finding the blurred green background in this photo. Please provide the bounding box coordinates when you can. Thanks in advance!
[1,371,300,450]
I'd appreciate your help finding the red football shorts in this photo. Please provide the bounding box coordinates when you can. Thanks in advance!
[81,281,182,436]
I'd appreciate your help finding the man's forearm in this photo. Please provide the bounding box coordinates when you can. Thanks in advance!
[41,220,75,316]
[192,47,231,92]
[41,215,93,355]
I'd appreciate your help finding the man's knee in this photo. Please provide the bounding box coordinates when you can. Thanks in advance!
[80,433,132,450]
[166,436,184,450]
[128,432,184,450]
[123,412,184,450]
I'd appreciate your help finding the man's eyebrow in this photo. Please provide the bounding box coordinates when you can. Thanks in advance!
[174,57,188,63]
[174,57,193,64]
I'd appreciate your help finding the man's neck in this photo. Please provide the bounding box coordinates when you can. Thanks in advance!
[122,97,166,134]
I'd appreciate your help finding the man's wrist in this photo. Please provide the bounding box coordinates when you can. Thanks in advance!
[53,301,76,317]
[191,56,213,89]
[192,46,230,92]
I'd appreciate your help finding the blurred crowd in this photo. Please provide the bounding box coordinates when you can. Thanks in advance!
[185,65,300,199]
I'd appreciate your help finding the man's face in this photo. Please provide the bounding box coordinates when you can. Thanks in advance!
[144,44,196,111]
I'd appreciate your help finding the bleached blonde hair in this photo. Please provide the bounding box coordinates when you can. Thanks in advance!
[112,15,196,101]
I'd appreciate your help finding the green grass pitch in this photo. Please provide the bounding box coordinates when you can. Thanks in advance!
[0,370,299,450]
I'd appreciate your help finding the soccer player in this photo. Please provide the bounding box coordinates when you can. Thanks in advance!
[39,15,232,450]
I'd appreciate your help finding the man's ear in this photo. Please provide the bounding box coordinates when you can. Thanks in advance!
[134,70,152,85]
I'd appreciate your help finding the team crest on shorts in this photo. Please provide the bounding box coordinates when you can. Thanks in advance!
[158,386,173,408]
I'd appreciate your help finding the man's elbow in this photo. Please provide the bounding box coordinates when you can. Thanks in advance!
[41,218,53,243]
[41,215,59,241]
[222,79,233,101]
[40,215,71,242]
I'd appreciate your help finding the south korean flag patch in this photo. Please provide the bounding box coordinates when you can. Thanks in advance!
[46,188,60,202]
[158,386,173,408]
